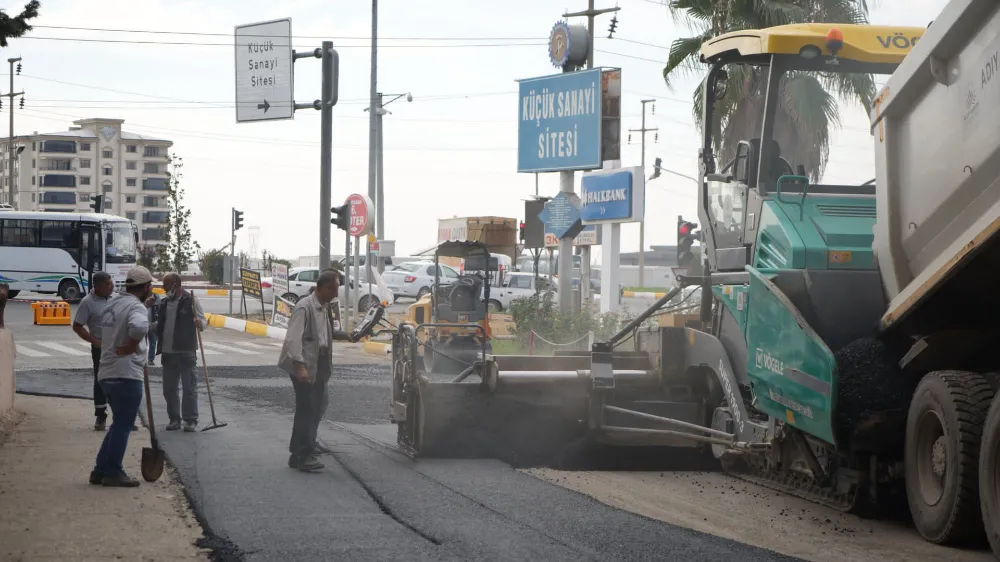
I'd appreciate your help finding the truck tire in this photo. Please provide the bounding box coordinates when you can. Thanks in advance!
[980,394,1000,556]
[905,370,993,544]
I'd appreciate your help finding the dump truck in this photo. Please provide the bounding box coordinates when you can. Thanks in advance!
[386,1,1000,555]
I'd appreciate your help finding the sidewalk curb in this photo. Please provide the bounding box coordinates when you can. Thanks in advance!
[622,290,666,299]
[205,312,286,341]
[155,288,230,297]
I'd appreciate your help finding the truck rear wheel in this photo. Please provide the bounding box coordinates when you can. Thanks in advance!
[905,371,993,544]
[980,393,1000,556]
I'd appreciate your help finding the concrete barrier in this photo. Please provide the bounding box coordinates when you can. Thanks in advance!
[204,313,287,341]
[0,286,13,417]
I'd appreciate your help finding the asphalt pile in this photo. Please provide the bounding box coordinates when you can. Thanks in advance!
[833,337,916,444]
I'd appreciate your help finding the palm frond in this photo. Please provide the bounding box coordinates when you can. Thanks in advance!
[820,71,876,116]
[663,35,710,89]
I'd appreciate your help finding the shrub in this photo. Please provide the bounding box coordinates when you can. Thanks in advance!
[507,292,635,354]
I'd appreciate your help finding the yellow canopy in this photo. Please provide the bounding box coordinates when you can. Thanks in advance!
[701,23,926,66]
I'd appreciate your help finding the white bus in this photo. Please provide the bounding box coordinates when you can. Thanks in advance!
[0,211,138,300]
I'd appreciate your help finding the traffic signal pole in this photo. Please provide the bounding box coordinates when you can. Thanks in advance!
[229,208,236,315]
[319,41,336,272]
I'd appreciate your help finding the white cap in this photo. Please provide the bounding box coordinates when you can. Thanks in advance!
[125,266,153,286]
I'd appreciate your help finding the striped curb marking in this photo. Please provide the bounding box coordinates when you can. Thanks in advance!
[622,291,667,299]
[205,313,286,341]
[154,288,230,297]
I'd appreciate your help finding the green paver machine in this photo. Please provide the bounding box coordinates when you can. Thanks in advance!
[384,11,1000,553]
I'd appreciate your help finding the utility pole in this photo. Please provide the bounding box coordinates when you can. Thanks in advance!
[5,57,23,209]
[629,99,657,287]
[375,91,384,272]
[561,0,619,313]
[367,0,378,273]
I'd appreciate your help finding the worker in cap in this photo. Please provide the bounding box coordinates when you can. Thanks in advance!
[89,266,154,487]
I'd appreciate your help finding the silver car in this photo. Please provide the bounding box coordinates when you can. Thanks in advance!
[383,261,460,301]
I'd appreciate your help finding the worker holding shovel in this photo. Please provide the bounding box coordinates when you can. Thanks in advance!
[89,266,154,488]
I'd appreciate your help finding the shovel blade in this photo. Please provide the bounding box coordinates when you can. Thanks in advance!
[200,423,228,432]
[141,446,165,482]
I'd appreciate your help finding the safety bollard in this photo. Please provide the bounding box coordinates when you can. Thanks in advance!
[33,301,72,326]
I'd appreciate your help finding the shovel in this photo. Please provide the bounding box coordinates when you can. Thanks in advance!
[193,295,227,432]
[141,364,165,482]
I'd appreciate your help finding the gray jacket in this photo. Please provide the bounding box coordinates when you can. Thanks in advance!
[98,292,150,382]
[278,293,350,381]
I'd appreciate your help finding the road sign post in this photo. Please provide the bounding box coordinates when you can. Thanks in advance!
[235,18,340,273]
[347,194,374,322]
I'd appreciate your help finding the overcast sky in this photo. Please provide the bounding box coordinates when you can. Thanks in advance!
[4,0,947,262]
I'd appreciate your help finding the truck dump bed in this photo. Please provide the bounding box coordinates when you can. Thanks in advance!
[872,0,1000,332]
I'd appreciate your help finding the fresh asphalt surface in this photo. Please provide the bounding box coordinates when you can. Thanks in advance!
[11,296,796,561]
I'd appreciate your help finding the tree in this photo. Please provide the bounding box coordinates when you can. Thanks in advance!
[661,0,875,181]
[155,154,200,273]
[198,248,226,285]
[0,1,39,47]
[137,244,158,270]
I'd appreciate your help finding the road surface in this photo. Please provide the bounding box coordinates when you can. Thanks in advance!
[10,296,988,561]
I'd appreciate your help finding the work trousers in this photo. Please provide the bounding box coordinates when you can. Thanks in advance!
[93,378,143,477]
[162,352,199,423]
[91,346,107,420]
[147,332,158,362]
[288,351,331,460]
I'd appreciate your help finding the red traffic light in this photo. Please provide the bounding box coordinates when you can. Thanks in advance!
[679,222,696,236]
[520,221,525,230]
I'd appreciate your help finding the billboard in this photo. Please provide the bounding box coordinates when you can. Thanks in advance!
[517,68,604,173]
[580,166,646,225]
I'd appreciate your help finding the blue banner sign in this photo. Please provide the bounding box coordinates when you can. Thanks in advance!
[538,192,583,240]
[517,68,603,173]
[580,166,646,225]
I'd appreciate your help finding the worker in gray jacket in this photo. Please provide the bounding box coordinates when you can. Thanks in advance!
[90,266,154,488]
[278,269,359,472]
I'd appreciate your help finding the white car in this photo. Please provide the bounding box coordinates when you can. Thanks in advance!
[488,272,556,311]
[263,266,393,312]
[384,261,461,301]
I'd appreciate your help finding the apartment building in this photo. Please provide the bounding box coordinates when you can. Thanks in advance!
[0,118,174,244]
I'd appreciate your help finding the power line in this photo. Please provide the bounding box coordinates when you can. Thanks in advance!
[16,35,545,48]
[31,24,547,41]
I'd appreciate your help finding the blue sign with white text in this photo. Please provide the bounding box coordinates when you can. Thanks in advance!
[581,169,633,222]
[517,68,603,173]
[538,192,583,240]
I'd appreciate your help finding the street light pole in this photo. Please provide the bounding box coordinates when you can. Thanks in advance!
[629,99,657,287]
[367,0,378,272]
[367,91,410,272]
[6,57,22,209]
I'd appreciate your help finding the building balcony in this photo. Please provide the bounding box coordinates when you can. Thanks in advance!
[39,141,78,154]
[142,178,168,191]
[142,211,169,224]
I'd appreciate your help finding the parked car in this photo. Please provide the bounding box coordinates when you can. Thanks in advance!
[384,261,461,301]
[488,272,556,312]
[262,266,393,312]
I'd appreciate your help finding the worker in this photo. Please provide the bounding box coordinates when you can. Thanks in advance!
[278,269,359,472]
[146,290,163,366]
[153,273,206,432]
[72,271,116,431]
[90,266,153,487]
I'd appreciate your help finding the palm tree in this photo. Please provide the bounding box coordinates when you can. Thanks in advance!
[662,0,876,181]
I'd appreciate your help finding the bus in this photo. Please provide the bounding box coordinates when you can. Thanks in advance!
[0,211,138,300]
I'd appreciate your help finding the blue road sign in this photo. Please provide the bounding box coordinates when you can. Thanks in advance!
[580,166,646,225]
[538,192,583,240]
[517,68,603,173]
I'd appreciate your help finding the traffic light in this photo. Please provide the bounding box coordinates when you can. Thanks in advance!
[19,97,23,109]
[90,194,104,213]
[650,157,662,180]
[232,208,244,232]
[331,204,349,231]
[607,15,618,38]
[519,221,526,242]
[677,215,698,267]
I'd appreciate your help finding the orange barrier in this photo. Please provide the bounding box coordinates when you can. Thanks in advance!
[31,301,72,326]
